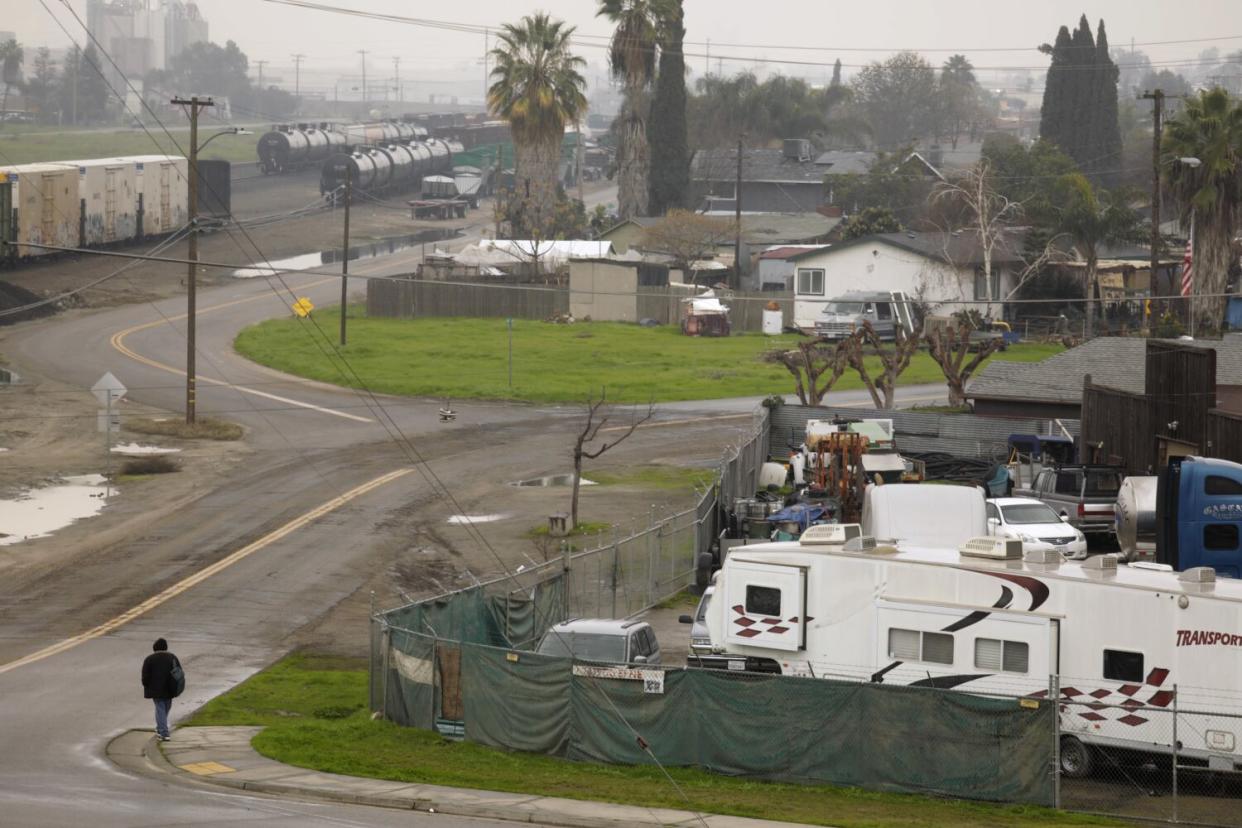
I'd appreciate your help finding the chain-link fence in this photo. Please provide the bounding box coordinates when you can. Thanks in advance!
[1058,684,1242,826]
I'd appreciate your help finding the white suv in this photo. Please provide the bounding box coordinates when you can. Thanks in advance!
[535,618,661,665]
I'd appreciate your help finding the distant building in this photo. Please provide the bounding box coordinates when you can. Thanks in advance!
[86,0,208,89]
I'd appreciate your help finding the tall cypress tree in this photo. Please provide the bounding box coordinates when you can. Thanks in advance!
[1067,15,1095,165]
[1091,20,1122,188]
[831,59,842,87]
[1039,26,1073,151]
[647,0,688,214]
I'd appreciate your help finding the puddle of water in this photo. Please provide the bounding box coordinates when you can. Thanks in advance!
[111,443,182,455]
[231,229,460,278]
[510,474,596,488]
[447,514,507,525]
[0,474,109,546]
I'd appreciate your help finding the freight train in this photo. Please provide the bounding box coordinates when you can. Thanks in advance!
[256,121,431,174]
[0,155,189,261]
[318,138,463,199]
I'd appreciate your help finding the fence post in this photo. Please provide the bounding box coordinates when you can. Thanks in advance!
[380,623,391,721]
[1172,683,1179,823]
[1051,672,1060,810]
[561,540,572,620]
[430,632,439,728]
[610,535,619,618]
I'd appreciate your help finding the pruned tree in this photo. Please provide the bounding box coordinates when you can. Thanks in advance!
[640,209,737,278]
[844,321,923,409]
[925,321,1004,406]
[763,335,855,406]
[571,389,656,528]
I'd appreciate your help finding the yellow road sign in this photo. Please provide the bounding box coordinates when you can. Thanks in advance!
[292,297,314,318]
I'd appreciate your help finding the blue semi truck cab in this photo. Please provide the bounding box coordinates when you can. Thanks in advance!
[1157,456,1242,577]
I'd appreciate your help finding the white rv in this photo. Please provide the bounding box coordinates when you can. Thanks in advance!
[703,524,1242,777]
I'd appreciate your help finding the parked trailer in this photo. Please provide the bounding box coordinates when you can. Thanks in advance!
[702,496,1242,777]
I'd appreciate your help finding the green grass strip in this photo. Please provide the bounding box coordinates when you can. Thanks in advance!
[185,653,1119,828]
[234,313,1061,405]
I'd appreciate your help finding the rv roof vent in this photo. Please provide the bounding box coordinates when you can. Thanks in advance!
[1130,561,1174,573]
[1179,566,1216,584]
[800,523,862,546]
[842,535,877,553]
[1082,554,1119,572]
[960,537,1022,560]
[1023,548,1062,565]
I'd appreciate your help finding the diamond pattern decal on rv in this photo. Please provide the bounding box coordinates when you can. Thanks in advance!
[1031,668,1176,727]
[1118,714,1149,727]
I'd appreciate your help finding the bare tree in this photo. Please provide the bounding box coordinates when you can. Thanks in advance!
[640,209,737,281]
[844,321,923,409]
[571,389,656,528]
[925,321,1004,406]
[764,335,856,406]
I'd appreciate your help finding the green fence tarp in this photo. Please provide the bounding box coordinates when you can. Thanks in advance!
[463,644,571,754]
[385,629,436,730]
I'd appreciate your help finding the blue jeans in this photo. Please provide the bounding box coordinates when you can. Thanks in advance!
[153,698,172,738]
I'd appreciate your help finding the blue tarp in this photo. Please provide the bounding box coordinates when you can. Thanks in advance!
[766,503,828,530]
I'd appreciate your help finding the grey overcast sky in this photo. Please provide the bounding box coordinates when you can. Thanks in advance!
[10,0,1242,96]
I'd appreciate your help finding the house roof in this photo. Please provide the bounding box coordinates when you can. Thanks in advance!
[738,213,841,245]
[760,245,830,260]
[813,150,876,175]
[784,229,1029,267]
[967,335,1242,405]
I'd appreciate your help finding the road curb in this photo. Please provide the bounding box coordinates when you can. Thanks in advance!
[107,727,806,828]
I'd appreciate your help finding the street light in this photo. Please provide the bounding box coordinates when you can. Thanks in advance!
[170,97,249,426]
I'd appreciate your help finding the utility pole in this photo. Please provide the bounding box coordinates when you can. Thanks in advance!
[255,59,268,90]
[171,95,214,425]
[71,45,80,126]
[357,50,368,105]
[1141,89,1165,303]
[291,53,305,100]
[482,28,489,104]
[733,134,744,290]
[392,56,401,103]
[340,164,351,346]
[705,38,710,78]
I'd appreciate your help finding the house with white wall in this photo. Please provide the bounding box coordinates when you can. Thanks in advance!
[786,230,1027,330]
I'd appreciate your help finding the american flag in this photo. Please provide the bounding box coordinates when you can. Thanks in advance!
[1180,237,1194,297]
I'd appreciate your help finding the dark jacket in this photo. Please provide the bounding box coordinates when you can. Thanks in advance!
[142,651,180,699]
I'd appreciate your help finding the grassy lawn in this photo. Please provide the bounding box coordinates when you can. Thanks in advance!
[234,312,1062,404]
[184,653,1118,828]
[0,127,258,165]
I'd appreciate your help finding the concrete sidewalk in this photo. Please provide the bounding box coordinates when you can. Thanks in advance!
[107,726,819,828]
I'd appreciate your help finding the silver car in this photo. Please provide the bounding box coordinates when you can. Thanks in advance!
[679,586,714,655]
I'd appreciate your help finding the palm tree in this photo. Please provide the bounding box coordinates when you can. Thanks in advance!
[488,14,587,240]
[1053,173,1144,337]
[598,0,670,218]
[1,39,24,120]
[1162,88,1242,333]
[940,54,977,149]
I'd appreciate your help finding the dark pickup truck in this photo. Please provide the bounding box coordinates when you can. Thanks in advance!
[1014,464,1124,538]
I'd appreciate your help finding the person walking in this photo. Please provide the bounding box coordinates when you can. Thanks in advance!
[141,638,183,741]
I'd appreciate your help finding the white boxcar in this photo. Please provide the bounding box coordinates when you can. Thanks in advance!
[69,158,138,245]
[0,163,80,257]
[124,155,188,237]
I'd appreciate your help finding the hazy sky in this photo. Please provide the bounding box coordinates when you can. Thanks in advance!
[10,0,1242,99]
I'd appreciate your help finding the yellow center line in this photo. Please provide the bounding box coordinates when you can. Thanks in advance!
[109,278,373,423]
[0,468,413,676]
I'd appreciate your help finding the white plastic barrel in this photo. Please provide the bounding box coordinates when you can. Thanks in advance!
[762,309,782,335]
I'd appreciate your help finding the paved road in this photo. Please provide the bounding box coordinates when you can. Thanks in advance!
[0,208,937,826]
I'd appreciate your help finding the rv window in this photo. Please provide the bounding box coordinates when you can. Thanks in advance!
[796,269,825,296]
[888,628,953,664]
[875,303,892,320]
[922,632,954,665]
[745,585,782,616]
[1103,649,1144,682]
[1205,524,1239,551]
[887,628,921,660]
[1206,475,1242,496]
[975,638,1030,673]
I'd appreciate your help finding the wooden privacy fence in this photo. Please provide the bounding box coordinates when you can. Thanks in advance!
[367,276,568,320]
[367,275,793,332]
